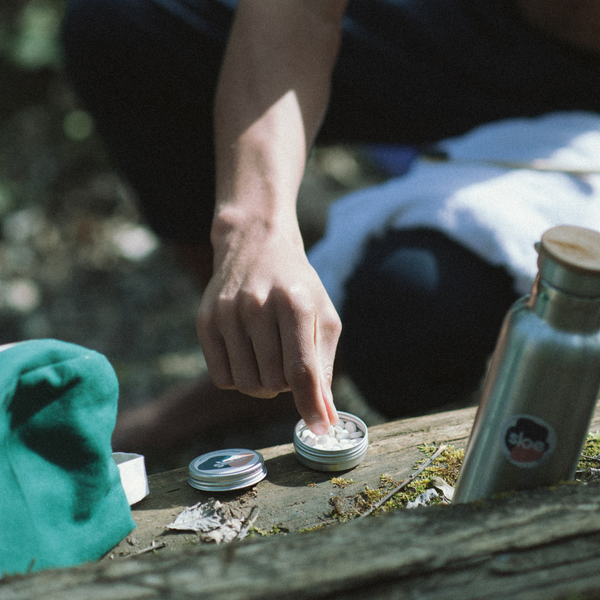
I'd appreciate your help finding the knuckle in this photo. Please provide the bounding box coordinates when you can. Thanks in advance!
[257,388,280,399]
[285,360,317,389]
[274,286,313,317]
[195,302,214,333]
[319,308,342,343]
[327,313,342,336]
[238,291,268,324]
[261,376,288,394]
[322,301,341,326]
[213,296,238,327]
[198,295,237,334]
[322,364,334,383]
[210,371,235,390]
[234,375,264,397]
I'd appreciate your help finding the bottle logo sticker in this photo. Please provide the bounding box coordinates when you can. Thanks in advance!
[501,414,556,468]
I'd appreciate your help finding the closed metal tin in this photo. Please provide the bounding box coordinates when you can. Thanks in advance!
[293,411,369,471]
[453,225,600,503]
[188,448,267,491]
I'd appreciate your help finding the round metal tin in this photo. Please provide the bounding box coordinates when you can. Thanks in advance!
[293,412,369,472]
[188,448,267,491]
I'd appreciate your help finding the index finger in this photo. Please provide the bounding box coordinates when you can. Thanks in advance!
[277,293,331,435]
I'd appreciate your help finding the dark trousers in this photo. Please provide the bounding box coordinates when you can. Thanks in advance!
[340,229,518,418]
[61,0,590,415]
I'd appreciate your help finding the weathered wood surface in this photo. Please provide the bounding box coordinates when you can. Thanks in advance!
[104,402,600,558]
[6,477,600,599]
[5,404,600,600]
[107,405,481,558]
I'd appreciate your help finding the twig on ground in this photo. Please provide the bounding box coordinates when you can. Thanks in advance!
[126,540,167,557]
[357,444,448,520]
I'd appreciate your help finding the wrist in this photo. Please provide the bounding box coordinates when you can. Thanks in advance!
[210,204,302,256]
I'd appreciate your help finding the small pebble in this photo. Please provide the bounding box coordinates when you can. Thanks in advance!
[299,421,364,450]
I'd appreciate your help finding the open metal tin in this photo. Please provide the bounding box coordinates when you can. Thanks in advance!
[293,411,369,472]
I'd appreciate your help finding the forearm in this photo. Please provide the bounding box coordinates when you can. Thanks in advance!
[212,0,347,253]
[198,1,345,432]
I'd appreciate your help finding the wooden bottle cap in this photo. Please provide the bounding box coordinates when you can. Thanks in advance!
[541,225,600,275]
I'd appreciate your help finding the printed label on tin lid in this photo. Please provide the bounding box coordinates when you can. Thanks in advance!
[194,451,256,472]
[188,449,267,492]
[500,414,557,468]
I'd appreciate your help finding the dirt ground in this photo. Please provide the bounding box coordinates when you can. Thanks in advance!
[0,1,389,473]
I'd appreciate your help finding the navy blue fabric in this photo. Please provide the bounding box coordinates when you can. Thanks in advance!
[340,229,519,418]
[61,0,600,242]
[326,0,600,143]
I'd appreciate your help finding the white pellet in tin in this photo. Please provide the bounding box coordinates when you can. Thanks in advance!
[301,420,364,450]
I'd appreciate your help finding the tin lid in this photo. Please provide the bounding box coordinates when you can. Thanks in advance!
[538,225,600,298]
[188,449,267,492]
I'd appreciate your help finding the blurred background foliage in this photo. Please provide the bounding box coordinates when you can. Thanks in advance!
[0,0,64,70]
[0,0,204,414]
[0,0,232,470]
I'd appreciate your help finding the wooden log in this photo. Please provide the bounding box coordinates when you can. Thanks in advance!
[107,405,479,557]
[5,404,600,600]
[104,403,600,558]
[5,478,600,599]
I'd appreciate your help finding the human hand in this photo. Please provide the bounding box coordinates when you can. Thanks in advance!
[196,225,340,434]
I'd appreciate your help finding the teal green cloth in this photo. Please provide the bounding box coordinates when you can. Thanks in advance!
[0,339,135,576]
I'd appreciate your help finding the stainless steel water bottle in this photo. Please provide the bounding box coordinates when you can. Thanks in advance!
[453,225,600,504]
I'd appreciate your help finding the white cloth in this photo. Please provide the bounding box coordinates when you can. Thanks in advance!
[308,112,600,311]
